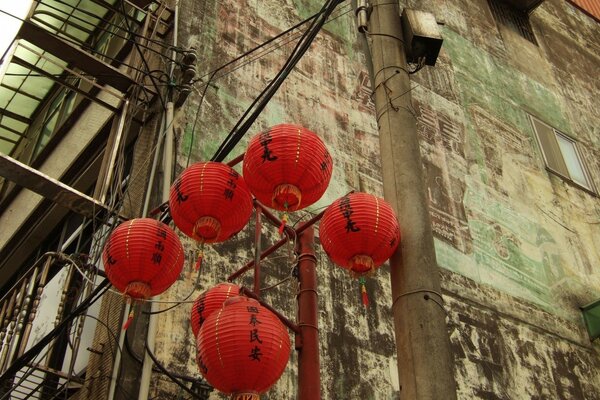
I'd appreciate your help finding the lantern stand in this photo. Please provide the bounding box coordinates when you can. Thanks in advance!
[227,207,325,400]
[253,203,262,296]
[239,287,300,334]
[296,226,320,400]
[227,210,324,282]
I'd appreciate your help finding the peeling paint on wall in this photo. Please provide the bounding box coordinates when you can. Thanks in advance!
[149,0,600,398]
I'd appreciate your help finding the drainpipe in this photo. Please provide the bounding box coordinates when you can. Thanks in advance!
[138,1,178,398]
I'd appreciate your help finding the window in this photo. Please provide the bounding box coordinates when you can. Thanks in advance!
[488,0,538,45]
[530,115,595,192]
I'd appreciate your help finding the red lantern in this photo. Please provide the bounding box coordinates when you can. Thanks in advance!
[196,296,291,400]
[319,192,400,275]
[243,124,333,212]
[102,218,184,300]
[169,162,253,243]
[190,282,240,338]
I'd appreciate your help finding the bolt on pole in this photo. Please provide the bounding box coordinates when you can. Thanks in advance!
[367,1,457,398]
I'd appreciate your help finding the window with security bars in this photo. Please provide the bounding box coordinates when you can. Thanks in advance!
[488,0,538,45]
[530,115,596,192]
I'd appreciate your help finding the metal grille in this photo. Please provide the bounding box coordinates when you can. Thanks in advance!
[488,0,538,45]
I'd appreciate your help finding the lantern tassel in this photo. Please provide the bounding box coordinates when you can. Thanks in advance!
[359,278,369,308]
[195,242,205,271]
[123,308,135,330]
[278,212,288,236]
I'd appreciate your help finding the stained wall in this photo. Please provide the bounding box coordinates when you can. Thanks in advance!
[149,0,600,398]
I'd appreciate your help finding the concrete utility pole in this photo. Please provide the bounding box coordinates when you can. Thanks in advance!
[367,1,457,398]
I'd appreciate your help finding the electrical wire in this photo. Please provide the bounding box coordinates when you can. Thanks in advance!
[0,278,111,385]
[144,340,204,400]
[0,8,168,81]
[32,1,174,62]
[210,0,346,163]
[205,4,353,84]
[119,1,166,109]
[185,69,217,167]
[35,0,182,55]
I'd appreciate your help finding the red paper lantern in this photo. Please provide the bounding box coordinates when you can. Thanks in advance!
[169,162,253,243]
[196,296,291,400]
[190,282,240,338]
[102,218,184,299]
[243,124,333,212]
[319,192,401,275]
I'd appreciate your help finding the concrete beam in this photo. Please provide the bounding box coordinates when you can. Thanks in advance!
[0,152,117,220]
[17,20,137,93]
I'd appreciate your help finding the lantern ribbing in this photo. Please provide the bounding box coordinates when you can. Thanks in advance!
[190,283,241,338]
[102,218,184,299]
[242,124,332,212]
[319,192,401,276]
[196,296,291,398]
[169,162,253,244]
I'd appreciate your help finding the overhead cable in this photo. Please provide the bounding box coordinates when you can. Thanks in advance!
[211,0,345,162]
[0,278,111,384]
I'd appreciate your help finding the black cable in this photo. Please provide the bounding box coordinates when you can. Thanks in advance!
[33,0,179,62]
[212,0,344,160]
[210,0,344,162]
[0,278,111,384]
[124,329,144,364]
[0,9,173,96]
[185,69,217,167]
[119,1,167,109]
[145,340,204,400]
[35,0,181,54]
[193,9,322,84]
[207,5,352,86]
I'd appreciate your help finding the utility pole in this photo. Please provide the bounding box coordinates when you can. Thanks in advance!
[367,1,457,398]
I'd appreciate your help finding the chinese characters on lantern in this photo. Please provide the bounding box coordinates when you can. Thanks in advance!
[196,295,206,326]
[224,169,239,201]
[320,151,332,175]
[259,130,278,162]
[339,195,360,233]
[152,222,168,265]
[174,178,188,204]
[247,306,263,362]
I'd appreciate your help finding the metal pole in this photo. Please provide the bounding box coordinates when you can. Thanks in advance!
[107,302,131,400]
[100,100,130,204]
[253,205,262,296]
[296,226,320,400]
[367,1,457,398]
[139,2,179,393]
[227,210,325,282]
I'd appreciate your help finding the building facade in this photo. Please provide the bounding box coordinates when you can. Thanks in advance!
[0,0,599,399]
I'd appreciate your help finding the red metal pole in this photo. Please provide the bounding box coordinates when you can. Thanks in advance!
[227,209,325,282]
[240,287,300,334]
[296,226,320,400]
[226,153,244,167]
[253,205,262,296]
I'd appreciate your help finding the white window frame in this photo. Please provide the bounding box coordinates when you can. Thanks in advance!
[529,115,596,193]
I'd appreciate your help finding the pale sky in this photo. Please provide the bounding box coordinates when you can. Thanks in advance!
[0,1,34,62]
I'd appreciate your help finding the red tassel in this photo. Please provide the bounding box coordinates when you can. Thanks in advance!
[361,289,369,307]
[122,309,134,330]
[360,278,369,308]
[278,213,288,236]
[195,252,203,271]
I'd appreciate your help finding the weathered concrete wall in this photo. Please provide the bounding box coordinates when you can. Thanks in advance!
[149,0,600,398]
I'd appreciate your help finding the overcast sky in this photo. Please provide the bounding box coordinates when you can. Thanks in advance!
[0,1,34,64]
